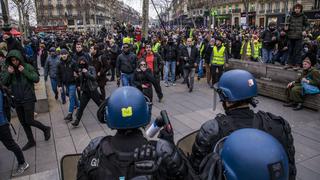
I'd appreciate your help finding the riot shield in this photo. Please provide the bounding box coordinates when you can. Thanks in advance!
[176,130,199,155]
[60,154,82,180]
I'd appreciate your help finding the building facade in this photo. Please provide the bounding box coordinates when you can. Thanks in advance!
[168,0,319,27]
[35,0,141,32]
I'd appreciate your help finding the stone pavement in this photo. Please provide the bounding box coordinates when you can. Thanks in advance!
[0,78,319,180]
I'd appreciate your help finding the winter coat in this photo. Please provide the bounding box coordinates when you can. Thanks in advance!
[91,53,111,87]
[44,55,60,80]
[116,52,137,76]
[78,65,99,92]
[295,67,320,88]
[133,68,163,101]
[1,50,39,104]
[72,51,91,64]
[260,29,279,50]
[140,52,163,75]
[179,45,200,68]
[56,57,78,87]
[163,44,178,61]
[287,12,309,40]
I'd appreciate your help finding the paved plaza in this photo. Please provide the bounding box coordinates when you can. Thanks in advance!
[0,78,319,180]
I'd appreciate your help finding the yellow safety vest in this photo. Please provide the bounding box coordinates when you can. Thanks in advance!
[253,43,260,58]
[241,42,252,56]
[152,42,161,53]
[211,46,226,65]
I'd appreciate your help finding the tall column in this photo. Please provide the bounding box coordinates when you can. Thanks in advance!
[142,0,149,39]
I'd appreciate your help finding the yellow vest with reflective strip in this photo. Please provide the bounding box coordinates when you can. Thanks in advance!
[253,43,260,58]
[212,46,225,65]
[241,42,252,56]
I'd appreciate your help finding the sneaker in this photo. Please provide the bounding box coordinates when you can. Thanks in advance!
[172,82,176,86]
[44,127,51,141]
[71,119,80,127]
[64,113,73,121]
[54,92,58,100]
[165,82,169,87]
[12,162,29,177]
[22,142,36,151]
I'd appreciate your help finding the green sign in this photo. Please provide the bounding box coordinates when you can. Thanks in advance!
[210,8,217,16]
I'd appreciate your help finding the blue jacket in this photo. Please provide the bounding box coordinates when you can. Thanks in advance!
[0,90,8,126]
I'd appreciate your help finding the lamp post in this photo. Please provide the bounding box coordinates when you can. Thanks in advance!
[1,0,11,31]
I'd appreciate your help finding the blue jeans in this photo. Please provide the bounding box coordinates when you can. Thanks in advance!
[67,85,79,113]
[50,78,58,95]
[121,73,134,86]
[274,51,289,65]
[164,61,176,83]
[198,59,204,78]
[262,48,274,63]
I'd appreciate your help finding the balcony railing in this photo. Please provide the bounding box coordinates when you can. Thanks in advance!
[232,9,241,13]
[259,10,265,14]
[274,9,280,13]
[266,9,272,13]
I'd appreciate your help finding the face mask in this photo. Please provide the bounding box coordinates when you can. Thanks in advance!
[79,63,87,69]
[304,47,309,52]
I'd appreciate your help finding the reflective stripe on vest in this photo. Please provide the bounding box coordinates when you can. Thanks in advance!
[212,46,225,65]
[253,44,259,58]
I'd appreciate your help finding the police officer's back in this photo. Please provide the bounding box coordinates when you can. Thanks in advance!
[77,87,195,180]
[189,70,296,179]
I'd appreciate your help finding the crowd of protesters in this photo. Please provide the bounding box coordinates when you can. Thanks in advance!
[0,2,319,177]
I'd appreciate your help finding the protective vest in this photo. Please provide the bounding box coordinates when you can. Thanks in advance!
[152,42,161,53]
[211,46,225,65]
[200,42,206,58]
[253,43,260,59]
[240,42,252,56]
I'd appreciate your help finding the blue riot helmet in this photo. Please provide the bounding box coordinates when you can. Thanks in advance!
[216,69,258,102]
[220,128,289,180]
[106,86,150,129]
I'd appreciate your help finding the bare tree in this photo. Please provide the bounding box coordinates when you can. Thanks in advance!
[10,0,35,37]
[152,0,172,14]
[243,0,250,25]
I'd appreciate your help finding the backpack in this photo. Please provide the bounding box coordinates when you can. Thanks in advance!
[80,136,158,180]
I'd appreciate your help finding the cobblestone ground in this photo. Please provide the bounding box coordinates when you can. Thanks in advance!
[0,78,319,180]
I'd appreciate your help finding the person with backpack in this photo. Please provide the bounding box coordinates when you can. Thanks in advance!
[189,69,296,180]
[77,87,195,180]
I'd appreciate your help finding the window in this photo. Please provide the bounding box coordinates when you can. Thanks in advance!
[48,9,52,16]
[268,2,272,11]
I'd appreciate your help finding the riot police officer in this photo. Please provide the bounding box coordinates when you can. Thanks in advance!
[200,128,289,180]
[77,86,195,180]
[189,69,296,179]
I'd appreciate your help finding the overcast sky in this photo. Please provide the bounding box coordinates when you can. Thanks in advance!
[123,0,157,19]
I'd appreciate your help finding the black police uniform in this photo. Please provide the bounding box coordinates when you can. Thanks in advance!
[190,107,296,180]
[77,129,196,180]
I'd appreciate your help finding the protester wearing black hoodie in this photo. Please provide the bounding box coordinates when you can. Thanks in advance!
[1,50,51,151]
[72,56,102,127]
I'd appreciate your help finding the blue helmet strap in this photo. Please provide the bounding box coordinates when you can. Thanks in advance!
[268,161,285,180]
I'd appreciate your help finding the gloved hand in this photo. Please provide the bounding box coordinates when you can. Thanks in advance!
[158,125,174,144]
[133,144,158,174]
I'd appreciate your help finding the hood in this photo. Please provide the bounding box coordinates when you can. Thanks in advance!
[5,49,24,65]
